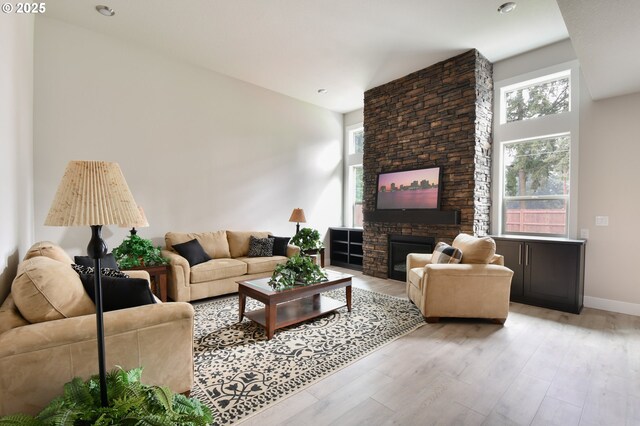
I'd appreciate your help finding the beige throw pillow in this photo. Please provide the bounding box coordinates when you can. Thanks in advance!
[451,233,496,264]
[12,256,95,323]
[23,241,73,264]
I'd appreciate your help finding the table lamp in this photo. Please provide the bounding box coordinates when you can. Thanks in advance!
[120,206,149,235]
[289,208,306,234]
[45,160,142,407]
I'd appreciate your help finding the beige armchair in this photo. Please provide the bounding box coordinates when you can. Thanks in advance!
[406,234,513,324]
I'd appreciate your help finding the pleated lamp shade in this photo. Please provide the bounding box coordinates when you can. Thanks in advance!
[45,161,143,227]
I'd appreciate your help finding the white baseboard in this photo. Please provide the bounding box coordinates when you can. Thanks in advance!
[583,296,640,317]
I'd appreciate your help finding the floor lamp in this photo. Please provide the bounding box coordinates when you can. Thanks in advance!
[45,161,143,407]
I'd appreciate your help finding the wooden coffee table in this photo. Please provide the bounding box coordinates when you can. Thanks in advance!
[237,270,353,339]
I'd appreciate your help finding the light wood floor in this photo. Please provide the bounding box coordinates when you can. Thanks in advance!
[239,267,640,426]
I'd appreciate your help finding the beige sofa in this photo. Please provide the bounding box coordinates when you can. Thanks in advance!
[406,234,514,323]
[0,242,194,416]
[162,231,300,302]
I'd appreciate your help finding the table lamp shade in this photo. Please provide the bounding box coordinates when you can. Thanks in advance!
[288,208,306,224]
[45,161,142,227]
[120,206,149,228]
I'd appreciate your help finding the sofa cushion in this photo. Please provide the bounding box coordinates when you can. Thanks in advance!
[172,239,212,267]
[269,236,291,257]
[11,257,95,323]
[165,231,231,259]
[237,256,288,274]
[78,274,156,312]
[190,258,248,283]
[452,234,496,264]
[74,253,119,270]
[23,241,73,264]
[431,242,463,264]
[227,231,271,258]
[248,236,274,257]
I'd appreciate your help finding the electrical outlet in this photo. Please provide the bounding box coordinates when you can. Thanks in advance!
[580,228,589,239]
[595,216,609,226]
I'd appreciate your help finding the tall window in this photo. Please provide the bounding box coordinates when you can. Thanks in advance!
[345,124,364,227]
[494,64,579,237]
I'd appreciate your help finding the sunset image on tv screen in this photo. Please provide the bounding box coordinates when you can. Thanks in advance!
[376,167,440,210]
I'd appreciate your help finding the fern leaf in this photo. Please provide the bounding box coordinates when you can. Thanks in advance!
[151,386,174,412]
[62,377,92,407]
[0,414,43,426]
[133,414,175,426]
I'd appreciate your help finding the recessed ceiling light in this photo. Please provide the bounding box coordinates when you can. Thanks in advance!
[317,88,328,94]
[497,2,517,14]
[96,5,115,17]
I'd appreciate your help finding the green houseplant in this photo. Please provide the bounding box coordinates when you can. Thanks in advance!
[269,254,327,290]
[112,234,168,269]
[289,227,323,253]
[0,367,213,425]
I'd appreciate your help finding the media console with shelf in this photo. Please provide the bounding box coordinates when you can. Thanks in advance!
[329,227,363,271]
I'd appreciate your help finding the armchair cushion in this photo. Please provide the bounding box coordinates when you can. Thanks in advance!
[172,239,212,267]
[11,257,95,323]
[78,274,156,312]
[452,233,496,264]
[431,242,462,264]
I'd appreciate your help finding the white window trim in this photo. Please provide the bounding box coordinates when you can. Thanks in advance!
[492,60,580,238]
[344,123,364,228]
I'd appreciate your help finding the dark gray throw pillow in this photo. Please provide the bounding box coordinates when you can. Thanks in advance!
[74,253,120,270]
[269,236,290,256]
[78,274,156,312]
[248,236,274,257]
[172,239,211,266]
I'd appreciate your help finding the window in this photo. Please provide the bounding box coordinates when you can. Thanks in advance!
[493,63,579,238]
[345,124,364,227]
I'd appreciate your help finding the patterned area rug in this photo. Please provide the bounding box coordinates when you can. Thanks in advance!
[191,286,424,425]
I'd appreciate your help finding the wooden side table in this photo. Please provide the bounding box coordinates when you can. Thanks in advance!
[304,248,325,267]
[129,264,169,302]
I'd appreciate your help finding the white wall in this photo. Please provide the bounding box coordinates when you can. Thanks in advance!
[0,14,34,304]
[494,39,640,315]
[33,17,343,255]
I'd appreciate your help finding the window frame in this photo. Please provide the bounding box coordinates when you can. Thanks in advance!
[492,61,580,238]
[344,123,364,228]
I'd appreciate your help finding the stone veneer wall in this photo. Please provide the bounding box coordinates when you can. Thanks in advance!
[362,49,493,278]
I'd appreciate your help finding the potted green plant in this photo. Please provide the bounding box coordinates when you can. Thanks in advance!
[112,234,168,269]
[269,254,327,290]
[290,227,323,254]
[0,367,213,425]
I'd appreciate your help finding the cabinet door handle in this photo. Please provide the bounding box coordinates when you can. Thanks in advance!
[518,244,522,265]
[525,244,530,266]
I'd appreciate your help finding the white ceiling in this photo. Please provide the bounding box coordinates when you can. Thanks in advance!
[42,1,638,113]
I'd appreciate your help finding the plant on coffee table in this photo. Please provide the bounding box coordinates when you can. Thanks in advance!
[269,254,327,290]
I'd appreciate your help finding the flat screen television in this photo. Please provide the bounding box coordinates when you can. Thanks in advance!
[376,166,442,210]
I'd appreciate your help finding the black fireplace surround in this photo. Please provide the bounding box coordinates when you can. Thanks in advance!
[388,235,435,281]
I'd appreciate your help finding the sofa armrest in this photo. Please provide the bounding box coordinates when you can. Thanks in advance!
[490,254,505,266]
[286,244,301,257]
[161,249,191,301]
[0,302,194,416]
[407,253,432,271]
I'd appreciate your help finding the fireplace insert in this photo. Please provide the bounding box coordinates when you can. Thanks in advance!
[388,235,435,281]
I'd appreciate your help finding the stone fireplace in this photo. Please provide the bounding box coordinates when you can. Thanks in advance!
[362,49,493,279]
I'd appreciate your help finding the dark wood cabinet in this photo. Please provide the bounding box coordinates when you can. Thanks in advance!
[493,236,586,314]
[329,228,363,271]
